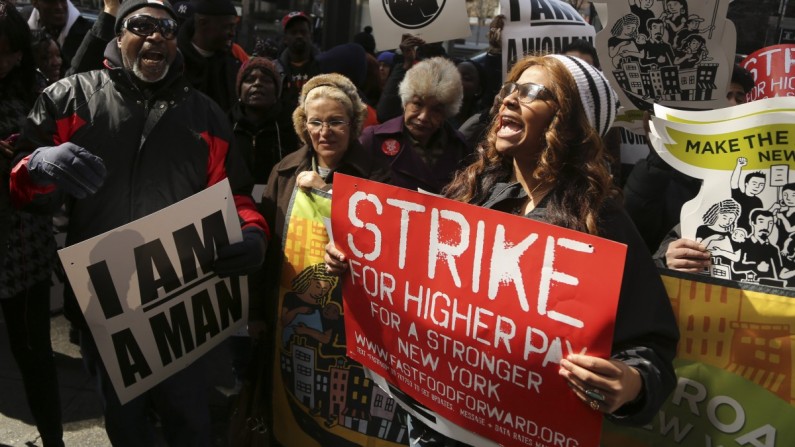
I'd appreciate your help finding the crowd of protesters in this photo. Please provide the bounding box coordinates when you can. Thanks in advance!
[0,0,771,445]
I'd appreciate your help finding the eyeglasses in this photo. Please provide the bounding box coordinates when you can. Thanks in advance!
[123,15,179,40]
[497,81,553,103]
[306,120,349,132]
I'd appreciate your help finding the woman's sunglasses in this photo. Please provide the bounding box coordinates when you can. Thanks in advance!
[497,81,554,103]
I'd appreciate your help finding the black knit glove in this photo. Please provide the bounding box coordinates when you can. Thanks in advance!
[214,227,267,277]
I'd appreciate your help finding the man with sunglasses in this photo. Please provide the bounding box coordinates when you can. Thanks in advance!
[9,0,268,445]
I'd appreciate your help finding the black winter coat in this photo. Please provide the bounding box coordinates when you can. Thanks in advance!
[478,182,680,426]
[228,101,285,184]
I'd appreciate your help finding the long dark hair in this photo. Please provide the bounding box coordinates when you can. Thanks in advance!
[0,1,37,104]
[443,55,618,235]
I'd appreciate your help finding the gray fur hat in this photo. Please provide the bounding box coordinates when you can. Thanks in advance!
[399,57,463,118]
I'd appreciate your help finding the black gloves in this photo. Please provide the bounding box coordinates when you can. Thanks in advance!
[27,142,107,198]
[214,227,267,277]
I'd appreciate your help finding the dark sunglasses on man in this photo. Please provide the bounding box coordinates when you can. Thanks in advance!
[122,14,179,40]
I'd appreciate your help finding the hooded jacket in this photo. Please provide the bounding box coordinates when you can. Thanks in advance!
[10,40,267,326]
[228,101,283,184]
[177,17,246,112]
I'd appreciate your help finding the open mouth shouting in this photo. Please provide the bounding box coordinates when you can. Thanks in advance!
[135,47,169,82]
[497,114,524,139]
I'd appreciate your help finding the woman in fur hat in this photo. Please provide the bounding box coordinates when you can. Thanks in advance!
[360,56,473,194]
[327,54,679,446]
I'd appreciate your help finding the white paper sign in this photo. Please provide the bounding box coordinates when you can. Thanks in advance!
[501,0,596,75]
[369,1,471,50]
[58,180,247,403]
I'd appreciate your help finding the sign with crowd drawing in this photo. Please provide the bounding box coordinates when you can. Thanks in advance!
[649,97,795,287]
[594,0,736,129]
[58,180,247,404]
[270,187,409,447]
[331,174,628,447]
[501,0,596,75]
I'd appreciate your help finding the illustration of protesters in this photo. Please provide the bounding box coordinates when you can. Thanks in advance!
[660,0,688,45]
[641,19,676,68]
[771,182,795,247]
[778,235,795,286]
[633,69,756,271]
[695,199,742,271]
[733,210,783,282]
[674,34,709,69]
[629,0,656,38]
[674,14,715,48]
[697,199,741,247]
[608,13,645,68]
[281,263,337,346]
[327,54,679,446]
[730,157,767,233]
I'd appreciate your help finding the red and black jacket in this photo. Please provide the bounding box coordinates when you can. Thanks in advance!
[10,41,268,326]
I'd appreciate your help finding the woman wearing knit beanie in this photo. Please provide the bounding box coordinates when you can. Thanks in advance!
[326,54,680,446]
[229,57,284,184]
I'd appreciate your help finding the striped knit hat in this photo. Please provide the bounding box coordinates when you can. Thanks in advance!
[547,54,618,137]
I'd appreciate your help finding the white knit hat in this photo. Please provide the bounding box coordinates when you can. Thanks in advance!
[547,54,618,137]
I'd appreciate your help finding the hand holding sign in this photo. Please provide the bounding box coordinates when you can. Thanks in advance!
[324,241,348,275]
[213,227,267,277]
[400,33,425,69]
[559,354,643,414]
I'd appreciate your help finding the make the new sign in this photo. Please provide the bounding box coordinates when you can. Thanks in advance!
[58,180,247,404]
[331,175,627,447]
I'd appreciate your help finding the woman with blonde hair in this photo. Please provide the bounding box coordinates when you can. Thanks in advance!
[256,73,396,446]
[261,72,390,236]
[328,54,679,446]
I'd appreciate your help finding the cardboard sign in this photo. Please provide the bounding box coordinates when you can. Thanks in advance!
[369,1,470,50]
[742,44,795,101]
[650,98,795,286]
[331,174,627,446]
[58,180,246,404]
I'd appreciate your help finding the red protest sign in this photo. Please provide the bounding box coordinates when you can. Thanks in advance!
[742,44,795,101]
[331,174,627,447]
